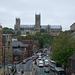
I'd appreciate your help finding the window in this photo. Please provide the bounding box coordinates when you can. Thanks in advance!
[74,61,75,72]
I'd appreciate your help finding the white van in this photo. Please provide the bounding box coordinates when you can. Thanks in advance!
[38,60,44,67]
[44,60,49,66]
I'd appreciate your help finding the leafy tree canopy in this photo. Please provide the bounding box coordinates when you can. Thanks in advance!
[15,30,21,36]
[40,29,45,33]
[51,32,75,69]
[26,33,53,48]
[2,27,15,34]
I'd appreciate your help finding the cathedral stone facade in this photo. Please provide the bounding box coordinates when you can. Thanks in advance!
[14,14,62,36]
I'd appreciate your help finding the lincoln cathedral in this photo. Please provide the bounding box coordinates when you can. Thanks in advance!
[14,14,62,36]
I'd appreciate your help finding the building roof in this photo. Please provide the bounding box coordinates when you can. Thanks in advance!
[12,41,29,47]
[19,25,62,29]
[13,49,26,55]
[41,25,47,29]
[12,38,17,42]
[20,25,34,28]
[69,53,75,60]
[50,25,62,29]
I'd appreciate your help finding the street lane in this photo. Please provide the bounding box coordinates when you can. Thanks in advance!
[36,54,55,75]
[37,66,54,75]
[25,60,33,71]
[16,59,33,72]
[37,67,45,75]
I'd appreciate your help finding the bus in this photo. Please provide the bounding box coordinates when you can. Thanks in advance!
[50,60,56,71]
[55,67,66,75]
[50,60,62,71]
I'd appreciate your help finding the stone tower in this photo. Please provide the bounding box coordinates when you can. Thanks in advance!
[14,18,20,31]
[35,14,40,25]
[46,25,51,33]
[34,14,41,32]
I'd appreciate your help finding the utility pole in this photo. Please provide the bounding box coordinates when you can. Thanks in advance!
[3,46,5,75]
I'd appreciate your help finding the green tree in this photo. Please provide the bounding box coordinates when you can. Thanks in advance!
[20,28,24,31]
[51,32,75,69]
[15,30,21,36]
[40,29,45,33]
[17,36,25,41]
[25,33,53,48]
[26,34,33,38]
[2,27,15,34]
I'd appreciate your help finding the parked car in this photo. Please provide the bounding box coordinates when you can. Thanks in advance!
[26,58,29,62]
[16,70,22,75]
[22,60,26,64]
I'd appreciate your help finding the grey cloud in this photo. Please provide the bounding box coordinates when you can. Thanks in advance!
[0,0,75,31]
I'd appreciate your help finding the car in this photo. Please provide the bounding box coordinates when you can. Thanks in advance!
[42,57,45,61]
[22,60,26,64]
[16,70,22,75]
[44,67,50,73]
[38,60,44,67]
[38,57,42,60]
[47,54,49,57]
[38,56,42,60]
[44,60,49,67]
[20,69,24,74]
[26,58,29,62]
[34,61,37,65]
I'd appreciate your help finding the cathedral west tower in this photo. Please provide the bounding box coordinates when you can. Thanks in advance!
[14,18,20,32]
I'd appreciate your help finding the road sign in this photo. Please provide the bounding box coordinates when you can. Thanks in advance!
[8,64,12,66]
[7,64,12,69]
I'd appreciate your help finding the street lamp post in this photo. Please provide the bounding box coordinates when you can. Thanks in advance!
[3,46,5,75]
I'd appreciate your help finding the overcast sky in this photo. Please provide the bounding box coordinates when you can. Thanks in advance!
[0,0,75,31]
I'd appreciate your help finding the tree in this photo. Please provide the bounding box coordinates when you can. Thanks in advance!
[2,27,15,34]
[17,36,25,41]
[51,32,75,69]
[26,34,33,38]
[20,28,24,31]
[15,30,21,36]
[40,29,45,33]
[25,33,53,48]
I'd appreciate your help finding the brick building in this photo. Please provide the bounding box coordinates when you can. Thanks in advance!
[2,34,13,64]
[22,38,34,57]
[0,26,2,64]
[12,41,30,61]
[68,53,75,75]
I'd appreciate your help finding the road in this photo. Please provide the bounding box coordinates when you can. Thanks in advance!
[15,59,33,75]
[14,51,55,75]
[37,67,54,75]
[36,55,55,75]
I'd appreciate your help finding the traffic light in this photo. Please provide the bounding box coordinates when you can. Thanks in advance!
[14,58,16,61]
[14,62,16,64]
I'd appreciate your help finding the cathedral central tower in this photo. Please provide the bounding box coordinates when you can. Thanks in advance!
[34,14,41,32]
[35,14,40,25]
